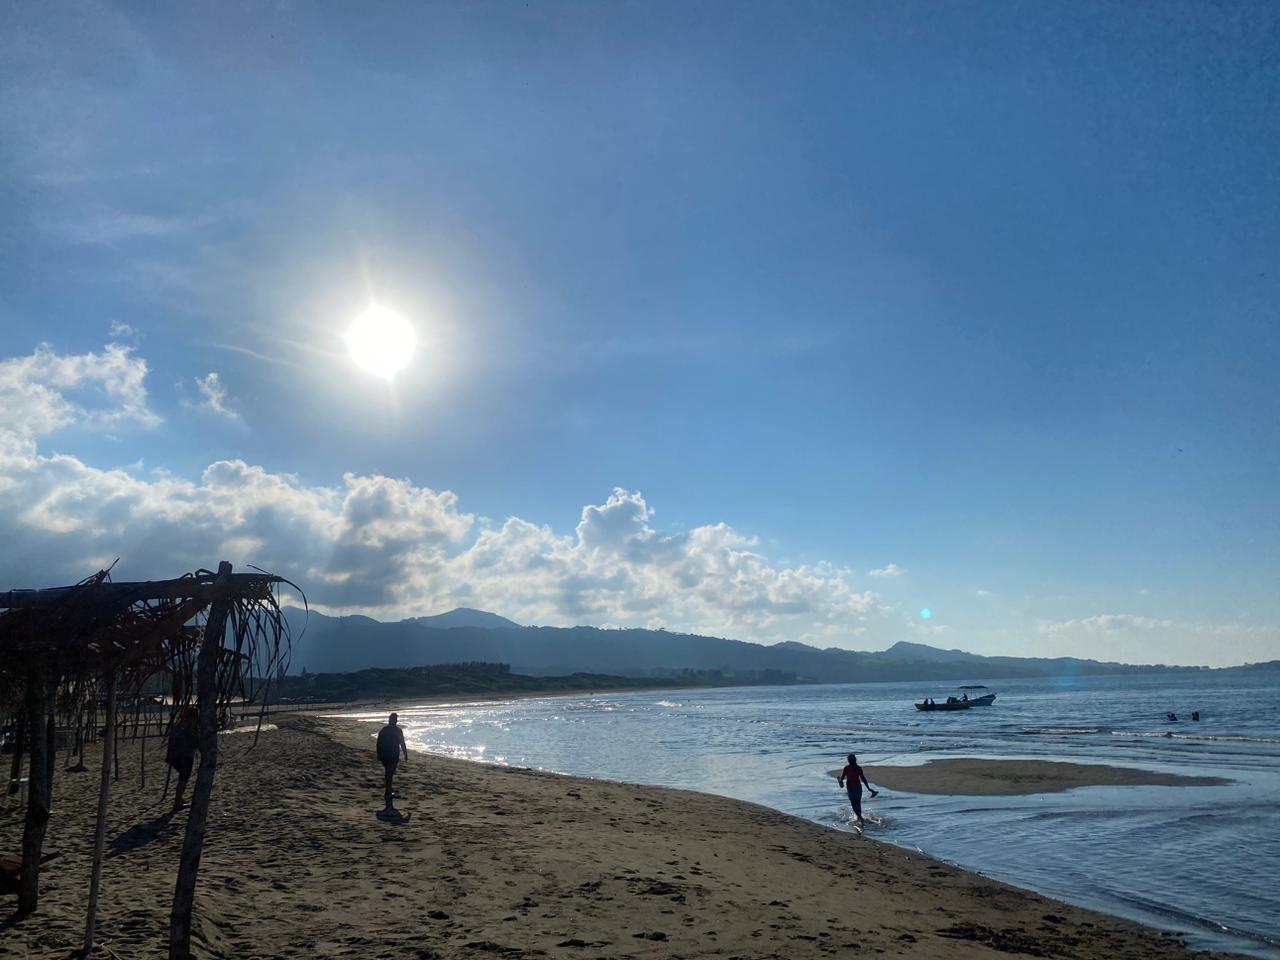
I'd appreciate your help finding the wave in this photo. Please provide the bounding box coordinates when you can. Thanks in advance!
[656,699,682,708]
[1022,726,1105,735]
[1023,808,1130,823]
[1110,731,1280,744]
[1106,891,1280,950]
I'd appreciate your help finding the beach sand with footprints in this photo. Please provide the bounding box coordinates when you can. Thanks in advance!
[1,713,1233,959]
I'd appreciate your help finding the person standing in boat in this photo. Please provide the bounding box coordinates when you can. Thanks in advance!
[837,753,879,831]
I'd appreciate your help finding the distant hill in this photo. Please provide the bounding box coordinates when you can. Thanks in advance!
[407,607,522,630]
[284,607,1219,683]
[869,641,981,664]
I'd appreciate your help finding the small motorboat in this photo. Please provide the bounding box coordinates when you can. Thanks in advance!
[915,699,972,711]
[958,684,997,706]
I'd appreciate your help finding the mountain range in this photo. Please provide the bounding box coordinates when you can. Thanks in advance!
[285,608,1270,683]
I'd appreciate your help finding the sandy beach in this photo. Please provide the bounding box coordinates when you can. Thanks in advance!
[1,715,1232,959]
[861,758,1233,796]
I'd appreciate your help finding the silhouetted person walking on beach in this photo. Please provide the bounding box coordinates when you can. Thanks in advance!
[838,753,878,831]
[166,706,199,813]
[377,713,409,807]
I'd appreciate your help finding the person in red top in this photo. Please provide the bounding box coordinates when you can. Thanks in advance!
[837,752,878,830]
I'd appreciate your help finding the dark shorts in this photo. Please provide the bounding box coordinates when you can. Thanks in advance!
[170,755,194,782]
[846,789,862,816]
[380,757,398,775]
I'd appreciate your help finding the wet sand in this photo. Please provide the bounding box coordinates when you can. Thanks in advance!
[862,758,1232,796]
[1,715,1233,958]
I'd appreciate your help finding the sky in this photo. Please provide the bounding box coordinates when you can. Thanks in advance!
[1,1,1277,666]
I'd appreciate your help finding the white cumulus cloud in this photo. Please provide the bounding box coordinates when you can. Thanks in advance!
[0,344,882,646]
[869,563,907,578]
[0,342,158,448]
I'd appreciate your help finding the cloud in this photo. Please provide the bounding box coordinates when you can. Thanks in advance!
[1032,612,1278,666]
[869,563,907,578]
[37,208,185,246]
[3,343,1272,664]
[0,342,159,447]
[435,490,879,642]
[1037,614,1174,634]
[185,372,241,423]
[906,619,951,636]
[0,345,882,645]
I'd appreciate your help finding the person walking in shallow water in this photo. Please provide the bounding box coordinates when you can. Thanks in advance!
[838,753,878,831]
[376,713,409,807]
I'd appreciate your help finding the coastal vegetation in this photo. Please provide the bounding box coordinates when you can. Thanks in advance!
[272,661,805,704]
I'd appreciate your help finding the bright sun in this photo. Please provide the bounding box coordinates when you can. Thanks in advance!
[346,305,416,380]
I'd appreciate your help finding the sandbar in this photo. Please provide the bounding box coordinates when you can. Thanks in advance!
[865,758,1231,796]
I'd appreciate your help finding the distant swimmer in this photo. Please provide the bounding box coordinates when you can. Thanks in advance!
[376,713,409,808]
[837,753,879,831]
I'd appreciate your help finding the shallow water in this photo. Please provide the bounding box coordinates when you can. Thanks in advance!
[345,671,1280,957]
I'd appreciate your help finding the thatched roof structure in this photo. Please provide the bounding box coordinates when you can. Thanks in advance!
[1,561,299,959]
[1,568,285,688]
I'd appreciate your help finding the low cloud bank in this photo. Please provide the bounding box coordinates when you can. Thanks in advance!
[0,343,878,645]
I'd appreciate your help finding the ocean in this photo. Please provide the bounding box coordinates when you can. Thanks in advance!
[345,671,1280,957]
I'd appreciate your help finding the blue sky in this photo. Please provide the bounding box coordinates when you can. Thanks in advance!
[1,1,1277,665]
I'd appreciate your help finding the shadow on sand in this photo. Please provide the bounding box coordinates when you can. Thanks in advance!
[376,804,410,825]
[109,810,177,857]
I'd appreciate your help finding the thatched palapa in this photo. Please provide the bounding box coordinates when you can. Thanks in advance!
[1,561,298,959]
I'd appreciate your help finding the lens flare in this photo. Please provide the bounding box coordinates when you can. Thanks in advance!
[920,608,933,620]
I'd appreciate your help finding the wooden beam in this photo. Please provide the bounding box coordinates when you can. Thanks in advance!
[82,671,117,953]
[18,672,53,915]
[2,572,282,610]
[169,562,234,960]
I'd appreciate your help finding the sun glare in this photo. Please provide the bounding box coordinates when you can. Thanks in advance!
[346,305,416,380]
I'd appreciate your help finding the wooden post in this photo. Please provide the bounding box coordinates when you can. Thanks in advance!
[113,704,121,782]
[18,671,53,916]
[6,713,23,795]
[69,703,87,772]
[44,709,55,804]
[169,562,233,960]
[83,671,117,953]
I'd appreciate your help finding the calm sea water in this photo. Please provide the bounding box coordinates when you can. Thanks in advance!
[346,672,1280,957]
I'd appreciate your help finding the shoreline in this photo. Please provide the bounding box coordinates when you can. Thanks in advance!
[262,680,774,720]
[344,698,1232,797]
[2,713,1244,958]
